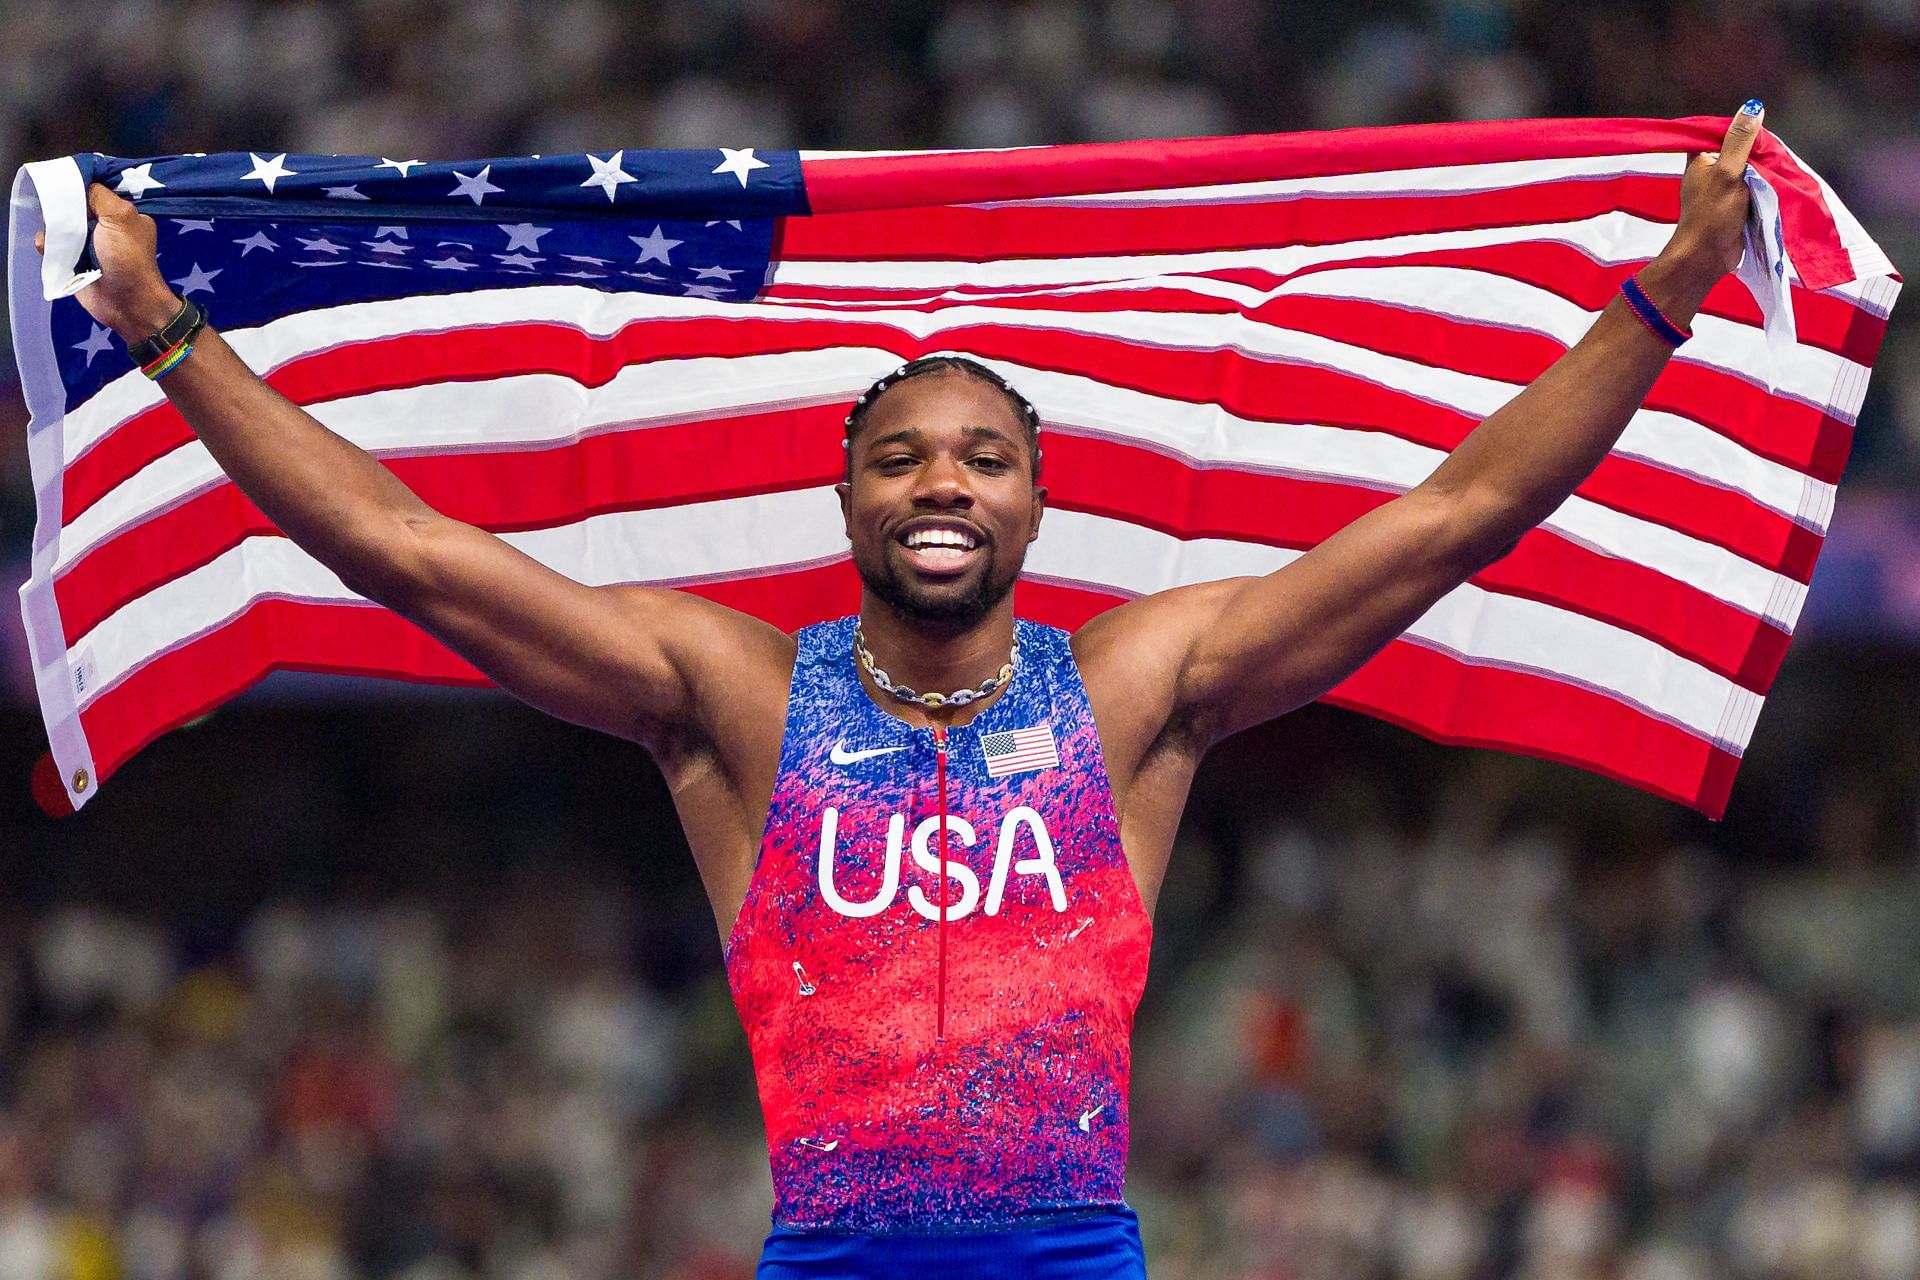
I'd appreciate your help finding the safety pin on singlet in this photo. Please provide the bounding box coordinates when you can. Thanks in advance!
[792,960,818,996]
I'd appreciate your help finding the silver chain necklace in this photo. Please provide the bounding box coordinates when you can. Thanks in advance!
[853,623,1016,708]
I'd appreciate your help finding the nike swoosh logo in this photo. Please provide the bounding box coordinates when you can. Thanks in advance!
[829,741,909,766]
[797,1138,839,1152]
[1077,1105,1106,1133]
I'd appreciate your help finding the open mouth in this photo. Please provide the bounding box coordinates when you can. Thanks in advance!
[896,522,986,577]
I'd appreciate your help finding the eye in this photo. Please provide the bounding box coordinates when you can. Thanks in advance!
[875,453,918,472]
[969,454,1012,472]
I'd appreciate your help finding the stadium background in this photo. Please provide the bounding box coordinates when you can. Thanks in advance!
[2,1,1918,1276]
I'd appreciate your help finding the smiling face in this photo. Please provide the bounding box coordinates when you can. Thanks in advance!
[837,370,1046,628]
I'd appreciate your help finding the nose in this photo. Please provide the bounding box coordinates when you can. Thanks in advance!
[911,455,974,508]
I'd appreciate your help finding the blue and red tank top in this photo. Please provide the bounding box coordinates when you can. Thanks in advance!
[724,616,1153,1235]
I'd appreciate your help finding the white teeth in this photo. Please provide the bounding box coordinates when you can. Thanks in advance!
[904,528,978,551]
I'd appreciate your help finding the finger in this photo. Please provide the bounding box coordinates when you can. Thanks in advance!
[1717,99,1764,174]
[33,230,44,255]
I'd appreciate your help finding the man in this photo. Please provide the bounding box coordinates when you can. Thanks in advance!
[41,104,1763,1276]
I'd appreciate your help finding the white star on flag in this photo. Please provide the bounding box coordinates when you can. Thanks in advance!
[426,255,477,271]
[234,231,278,256]
[364,240,410,255]
[169,263,221,295]
[373,226,409,239]
[496,253,543,270]
[242,152,296,193]
[712,148,769,187]
[115,163,165,199]
[498,223,551,251]
[629,225,682,265]
[692,265,741,280]
[705,219,744,230]
[324,184,369,200]
[448,166,505,206]
[296,235,347,254]
[561,253,611,265]
[682,283,728,298]
[361,260,408,270]
[376,158,423,177]
[174,220,215,233]
[73,325,115,366]
[581,151,636,202]
[626,270,668,282]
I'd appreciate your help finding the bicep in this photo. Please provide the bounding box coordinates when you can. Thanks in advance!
[1176,488,1481,739]
[385,516,777,743]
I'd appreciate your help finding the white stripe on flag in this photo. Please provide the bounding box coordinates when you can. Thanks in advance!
[67,493,1763,753]
[58,351,1816,632]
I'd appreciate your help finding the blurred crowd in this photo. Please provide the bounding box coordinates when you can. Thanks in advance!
[2,0,1917,186]
[0,668,1917,1279]
[0,0,1918,547]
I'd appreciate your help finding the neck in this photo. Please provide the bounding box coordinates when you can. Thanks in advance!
[855,592,1016,715]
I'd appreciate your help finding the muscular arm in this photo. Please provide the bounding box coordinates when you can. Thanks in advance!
[1081,107,1765,758]
[64,183,788,749]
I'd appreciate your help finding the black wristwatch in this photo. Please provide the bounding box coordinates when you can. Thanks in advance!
[128,296,207,369]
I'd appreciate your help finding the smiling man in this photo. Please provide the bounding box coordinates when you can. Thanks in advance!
[43,105,1764,1278]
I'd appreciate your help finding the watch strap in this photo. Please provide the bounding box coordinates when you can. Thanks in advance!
[128,296,205,370]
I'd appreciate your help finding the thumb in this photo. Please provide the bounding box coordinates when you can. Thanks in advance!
[1717,99,1765,173]
[86,181,138,223]
[32,230,44,256]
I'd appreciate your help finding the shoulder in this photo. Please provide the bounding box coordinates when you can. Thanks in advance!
[1064,579,1253,765]
[1068,578,1251,679]
[604,585,797,667]
[602,586,798,738]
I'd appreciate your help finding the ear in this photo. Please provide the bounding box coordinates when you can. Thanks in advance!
[835,480,853,538]
[1028,483,1047,543]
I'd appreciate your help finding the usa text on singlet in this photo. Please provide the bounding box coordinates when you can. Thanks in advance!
[724,617,1153,1233]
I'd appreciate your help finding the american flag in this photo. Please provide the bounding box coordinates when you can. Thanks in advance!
[981,726,1062,778]
[7,121,1900,816]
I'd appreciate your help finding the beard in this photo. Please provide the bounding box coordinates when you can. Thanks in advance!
[852,539,1021,628]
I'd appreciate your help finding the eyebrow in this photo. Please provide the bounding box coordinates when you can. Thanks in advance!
[864,424,1018,451]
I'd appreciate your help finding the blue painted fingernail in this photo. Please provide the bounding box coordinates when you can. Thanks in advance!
[1741,98,1764,116]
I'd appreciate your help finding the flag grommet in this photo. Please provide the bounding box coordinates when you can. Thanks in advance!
[70,769,89,794]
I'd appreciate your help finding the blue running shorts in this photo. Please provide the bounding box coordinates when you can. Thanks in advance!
[755,1207,1146,1279]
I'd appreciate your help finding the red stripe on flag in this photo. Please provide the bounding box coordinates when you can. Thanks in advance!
[63,311,1835,558]
[55,407,1794,691]
[1040,431,1796,689]
[74,566,1736,814]
[767,241,1883,365]
[777,177,1681,262]
[1323,635,1745,818]
[1007,577,1742,814]
[77,561,863,785]
[54,404,848,646]
[800,119,1852,291]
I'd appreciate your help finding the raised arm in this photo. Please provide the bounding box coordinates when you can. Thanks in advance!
[52,183,791,749]
[1081,105,1766,749]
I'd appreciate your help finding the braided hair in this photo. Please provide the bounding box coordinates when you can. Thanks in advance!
[842,355,1043,481]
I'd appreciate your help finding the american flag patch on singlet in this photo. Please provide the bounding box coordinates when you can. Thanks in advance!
[982,725,1060,777]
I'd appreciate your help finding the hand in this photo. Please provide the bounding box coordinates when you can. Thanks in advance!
[31,182,180,341]
[1649,101,1765,306]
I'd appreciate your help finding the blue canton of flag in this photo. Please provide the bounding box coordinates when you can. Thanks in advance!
[981,725,1060,778]
[52,147,806,410]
